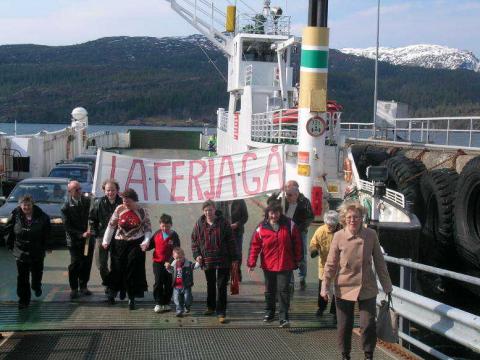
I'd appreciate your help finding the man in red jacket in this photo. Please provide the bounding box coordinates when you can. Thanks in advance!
[248,202,302,328]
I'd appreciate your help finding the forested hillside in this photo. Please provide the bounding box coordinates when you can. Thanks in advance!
[0,35,479,125]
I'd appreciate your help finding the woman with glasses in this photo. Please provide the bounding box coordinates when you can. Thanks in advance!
[103,188,152,310]
[5,195,51,309]
[320,200,392,360]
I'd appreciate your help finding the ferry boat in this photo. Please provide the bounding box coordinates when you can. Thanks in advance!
[0,1,479,359]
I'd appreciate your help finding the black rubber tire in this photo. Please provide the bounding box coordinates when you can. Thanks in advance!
[386,155,426,223]
[454,157,480,270]
[350,145,390,180]
[419,169,458,267]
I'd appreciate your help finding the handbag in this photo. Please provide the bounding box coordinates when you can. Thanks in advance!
[376,294,399,343]
[230,262,240,295]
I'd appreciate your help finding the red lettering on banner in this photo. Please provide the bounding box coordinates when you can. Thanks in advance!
[216,155,237,198]
[110,155,117,183]
[188,160,207,201]
[154,162,170,201]
[125,159,148,200]
[262,146,283,191]
[242,152,261,195]
[171,161,185,202]
[204,159,215,199]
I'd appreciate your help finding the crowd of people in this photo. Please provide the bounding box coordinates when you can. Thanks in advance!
[4,178,392,360]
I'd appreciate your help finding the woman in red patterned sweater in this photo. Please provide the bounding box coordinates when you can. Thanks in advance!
[103,188,152,310]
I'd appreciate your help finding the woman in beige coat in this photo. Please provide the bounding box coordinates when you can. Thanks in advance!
[320,201,392,360]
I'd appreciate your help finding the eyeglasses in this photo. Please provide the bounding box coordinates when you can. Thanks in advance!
[346,216,361,221]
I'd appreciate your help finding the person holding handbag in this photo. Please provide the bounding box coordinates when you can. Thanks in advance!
[320,200,392,360]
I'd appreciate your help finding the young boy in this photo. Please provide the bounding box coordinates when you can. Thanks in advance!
[165,247,200,317]
[148,214,180,313]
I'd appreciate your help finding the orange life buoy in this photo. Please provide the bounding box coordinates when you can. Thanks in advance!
[343,158,353,183]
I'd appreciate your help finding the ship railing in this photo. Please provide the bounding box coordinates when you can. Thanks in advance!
[245,64,253,86]
[378,256,480,359]
[251,109,297,144]
[237,14,291,36]
[358,179,405,208]
[342,116,480,149]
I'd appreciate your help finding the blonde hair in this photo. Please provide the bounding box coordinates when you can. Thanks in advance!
[337,200,366,226]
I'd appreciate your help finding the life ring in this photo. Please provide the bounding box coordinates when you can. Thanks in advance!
[343,158,353,183]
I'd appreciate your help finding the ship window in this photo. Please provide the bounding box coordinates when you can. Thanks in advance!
[242,40,277,62]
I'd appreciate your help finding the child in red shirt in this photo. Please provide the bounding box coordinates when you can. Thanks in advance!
[148,214,180,313]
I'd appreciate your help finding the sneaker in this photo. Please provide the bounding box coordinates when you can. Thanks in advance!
[203,308,215,316]
[184,307,190,314]
[176,311,183,317]
[70,289,79,300]
[218,316,226,324]
[154,305,162,313]
[128,299,135,310]
[163,305,171,312]
[80,288,92,296]
[263,314,274,322]
[300,280,306,291]
[279,320,290,328]
[34,288,42,297]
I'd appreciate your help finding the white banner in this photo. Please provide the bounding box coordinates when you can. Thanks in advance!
[92,146,284,204]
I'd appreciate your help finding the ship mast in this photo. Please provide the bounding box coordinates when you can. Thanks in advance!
[296,0,329,204]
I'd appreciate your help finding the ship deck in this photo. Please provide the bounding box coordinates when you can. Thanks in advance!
[0,149,406,360]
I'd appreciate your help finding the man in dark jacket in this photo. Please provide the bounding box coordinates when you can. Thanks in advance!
[88,179,122,289]
[61,180,93,299]
[5,195,51,309]
[230,199,248,279]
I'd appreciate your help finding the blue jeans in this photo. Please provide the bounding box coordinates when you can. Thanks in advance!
[173,287,192,313]
[297,232,307,281]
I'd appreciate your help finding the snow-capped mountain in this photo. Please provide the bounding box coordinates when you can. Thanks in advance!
[340,44,480,72]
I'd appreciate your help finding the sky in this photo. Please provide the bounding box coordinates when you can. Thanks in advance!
[0,0,479,56]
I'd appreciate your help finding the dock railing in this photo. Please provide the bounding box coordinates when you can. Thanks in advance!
[378,256,480,359]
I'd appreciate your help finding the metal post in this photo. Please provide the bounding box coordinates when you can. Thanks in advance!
[469,118,473,147]
[420,121,424,142]
[426,119,430,143]
[394,119,397,142]
[400,262,412,347]
[408,120,411,141]
[446,118,450,145]
[372,0,380,138]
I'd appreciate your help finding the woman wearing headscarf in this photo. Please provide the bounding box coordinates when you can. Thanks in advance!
[310,210,341,318]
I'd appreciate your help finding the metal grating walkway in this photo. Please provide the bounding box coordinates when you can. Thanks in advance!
[0,329,400,360]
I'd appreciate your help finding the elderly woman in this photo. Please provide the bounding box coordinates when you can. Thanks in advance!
[310,210,341,318]
[248,202,302,328]
[320,201,392,360]
[103,188,151,310]
[5,195,51,309]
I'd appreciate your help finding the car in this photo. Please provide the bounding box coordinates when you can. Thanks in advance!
[0,177,69,247]
[73,154,97,170]
[48,162,93,195]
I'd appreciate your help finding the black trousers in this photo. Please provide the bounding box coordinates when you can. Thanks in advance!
[68,238,94,291]
[16,259,44,305]
[95,237,110,286]
[318,279,336,314]
[204,267,230,316]
[263,269,292,321]
[336,297,377,354]
[153,262,173,305]
[108,238,147,300]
